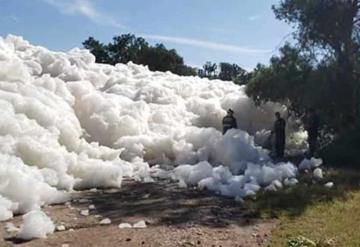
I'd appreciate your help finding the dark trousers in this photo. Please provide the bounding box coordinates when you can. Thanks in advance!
[275,137,285,159]
[275,142,285,158]
[308,137,317,157]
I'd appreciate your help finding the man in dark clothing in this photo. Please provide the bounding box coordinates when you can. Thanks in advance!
[222,109,238,134]
[305,108,319,157]
[272,112,286,159]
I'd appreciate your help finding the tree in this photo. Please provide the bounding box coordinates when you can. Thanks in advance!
[273,0,360,126]
[197,69,206,78]
[82,34,196,76]
[202,61,218,78]
[174,64,197,76]
[137,44,196,75]
[107,34,148,65]
[210,63,218,78]
[233,70,252,85]
[247,45,315,114]
[218,62,251,84]
[219,63,238,81]
[82,37,110,64]
[247,0,360,136]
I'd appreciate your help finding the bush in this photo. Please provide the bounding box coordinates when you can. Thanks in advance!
[320,126,360,168]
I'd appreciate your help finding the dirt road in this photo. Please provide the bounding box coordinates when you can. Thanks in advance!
[0,179,276,247]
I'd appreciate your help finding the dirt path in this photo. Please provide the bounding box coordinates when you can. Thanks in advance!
[0,179,277,247]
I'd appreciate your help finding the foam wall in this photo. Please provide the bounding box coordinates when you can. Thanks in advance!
[0,35,306,223]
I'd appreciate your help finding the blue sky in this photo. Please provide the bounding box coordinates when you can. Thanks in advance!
[0,0,293,70]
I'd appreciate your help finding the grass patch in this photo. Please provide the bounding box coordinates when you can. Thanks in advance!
[271,190,360,247]
[244,168,360,247]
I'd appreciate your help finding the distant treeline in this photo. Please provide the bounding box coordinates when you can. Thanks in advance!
[197,61,252,85]
[82,34,251,84]
[83,34,196,76]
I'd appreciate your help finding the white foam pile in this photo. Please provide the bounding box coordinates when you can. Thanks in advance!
[171,161,298,198]
[17,210,55,239]
[0,34,308,232]
[0,195,18,221]
[80,209,89,216]
[118,220,147,229]
[99,218,111,225]
[298,157,323,171]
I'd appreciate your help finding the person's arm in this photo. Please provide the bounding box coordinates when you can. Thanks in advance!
[234,118,238,129]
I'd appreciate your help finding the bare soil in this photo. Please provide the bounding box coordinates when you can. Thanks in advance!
[0,179,277,247]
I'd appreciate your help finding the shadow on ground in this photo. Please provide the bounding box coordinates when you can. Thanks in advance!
[73,166,360,229]
[75,179,259,228]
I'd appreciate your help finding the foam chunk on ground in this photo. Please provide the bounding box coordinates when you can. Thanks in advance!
[222,129,270,174]
[80,210,89,216]
[17,210,55,240]
[0,154,69,213]
[56,225,66,231]
[324,182,334,188]
[174,161,213,185]
[0,195,18,221]
[272,180,283,189]
[265,183,278,192]
[284,177,299,187]
[133,220,147,228]
[313,168,323,180]
[175,160,297,198]
[99,218,111,225]
[118,223,132,229]
[299,158,323,170]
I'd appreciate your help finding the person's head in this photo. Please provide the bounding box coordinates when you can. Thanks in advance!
[227,109,234,116]
[275,112,281,119]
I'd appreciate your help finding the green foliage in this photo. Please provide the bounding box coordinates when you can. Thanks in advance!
[107,34,148,65]
[82,34,196,76]
[198,61,252,84]
[272,0,360,124]
[252,168,360,246]
[82,37,110,64]
[320,126,360,167]
[273,0,359,56]
[247,0,360,153]
[201,61,217,78]
[246,44,321,116]
[287,236,335,247]
[83,35,251,80]
[233,70,253,85]
[287,236,316,247]
[218,62,241,81]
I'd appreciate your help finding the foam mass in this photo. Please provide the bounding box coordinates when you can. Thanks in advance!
[0,35,306,224]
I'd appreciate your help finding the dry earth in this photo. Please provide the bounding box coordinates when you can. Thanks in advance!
[0,179,277,247]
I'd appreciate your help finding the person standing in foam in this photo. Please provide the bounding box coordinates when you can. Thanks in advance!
[304,108,319,158]
[222,109,238,134]
[272,112,286,159]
